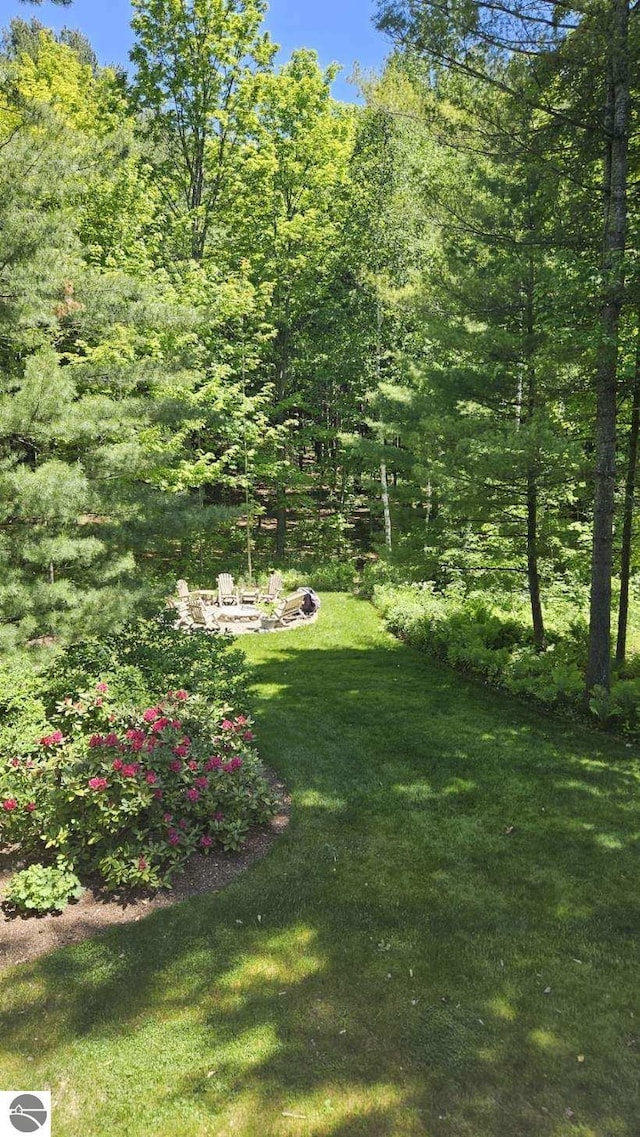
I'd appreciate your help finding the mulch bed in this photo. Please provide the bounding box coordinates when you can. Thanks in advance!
[0,774,290,973]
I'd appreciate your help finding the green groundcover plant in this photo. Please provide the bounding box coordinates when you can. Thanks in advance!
[374,582,640,735]
[5,859,83,914]
[0,684,278,893]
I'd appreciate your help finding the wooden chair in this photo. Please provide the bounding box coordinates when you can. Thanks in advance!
[176,579,217,603]
[217,573,238,606]
[260,571,283,604]
[187,594,222,632]
[275,590,307,625]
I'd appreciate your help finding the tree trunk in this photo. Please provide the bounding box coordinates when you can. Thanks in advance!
[527,467,545,652]
[381,456,392,551]
[586,0,630,692]
[615,316,640,664]
[524,251,546,652]
[274,303,291,558]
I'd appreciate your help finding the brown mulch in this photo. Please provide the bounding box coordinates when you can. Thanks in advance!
[0,774,290,973]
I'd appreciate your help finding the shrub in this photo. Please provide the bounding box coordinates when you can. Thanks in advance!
[0,684,278,893]
[0,658,49,759]
[371,582,640,734]
[282,561,357,593]
[5,860,83,914]
[44,612,251,715]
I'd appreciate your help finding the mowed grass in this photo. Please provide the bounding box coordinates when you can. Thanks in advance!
[1,594,639,1136]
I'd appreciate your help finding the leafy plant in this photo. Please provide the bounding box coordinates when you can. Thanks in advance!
[1,685,278,893]
[5,859,83,914]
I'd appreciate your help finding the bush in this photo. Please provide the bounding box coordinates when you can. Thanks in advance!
[372,582,640,735]
[43,611,251,715]
[0,658,49,759]
[5,860,83,914]
[282,561,357,593]
[0,684,278,893]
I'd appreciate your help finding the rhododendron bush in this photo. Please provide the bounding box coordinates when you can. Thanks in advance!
[0,684,277,891]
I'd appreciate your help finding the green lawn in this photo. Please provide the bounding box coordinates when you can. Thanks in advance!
[1,595,639,1136]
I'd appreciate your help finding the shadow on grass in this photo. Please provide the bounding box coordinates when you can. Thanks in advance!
[1,599,639,1136]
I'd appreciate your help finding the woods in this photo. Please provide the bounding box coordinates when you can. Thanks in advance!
[2,0,640,708]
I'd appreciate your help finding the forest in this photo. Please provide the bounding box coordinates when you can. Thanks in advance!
[1,0,640,720]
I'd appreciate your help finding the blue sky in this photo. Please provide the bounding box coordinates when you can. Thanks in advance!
[0,0,391,101]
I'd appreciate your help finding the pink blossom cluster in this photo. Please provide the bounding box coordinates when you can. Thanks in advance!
[39,730,64,747]
[220,716,255,742]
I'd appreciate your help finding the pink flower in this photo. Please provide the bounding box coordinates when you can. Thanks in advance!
[40,730,64,747]
[195,775,209,789]
[178,817,188,829]
[223,762,234,774]
[145,771,158,785]
[105,733,120,747]
[2,799,17,811]
[186,787,200,803]
[169,759,182,774]
[112,758,123,772]
[89,734,104,748]
[163,812,173,824]
[152,717,170,734]
[10,758,20,767]
[175,690,188,701]
[173,744,188,758]
[88,776,108,791]
[126,729,145,752]
[220,719,234,731]
[171,719,182,730]
[205,756,223,771]
[25,801,36,812]
[95,697,104,707]
[188,760,198,772]
[243,731,255,742]
[167,829,180,846]
[235,715,248,726]
[153,788,163,799]
[145,737,157,752]
[142,708,159,723]
[138,857,147,871]
[122,763,139,778]
[200,835,213,848]
[96,682,108,694]
[212,811,224,822]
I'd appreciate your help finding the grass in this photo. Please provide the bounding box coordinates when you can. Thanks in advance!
[1,594,639,1136]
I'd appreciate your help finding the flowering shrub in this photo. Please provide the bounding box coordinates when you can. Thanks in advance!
[0,684,278,892]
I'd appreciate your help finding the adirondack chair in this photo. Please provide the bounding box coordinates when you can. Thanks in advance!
[187,594,221,632]
[259,571,283,603]
[217,573,238,606]
[176,579,190,599]
[275,590,307,625]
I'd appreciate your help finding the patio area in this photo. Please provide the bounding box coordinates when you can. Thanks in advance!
[171,574,320,635]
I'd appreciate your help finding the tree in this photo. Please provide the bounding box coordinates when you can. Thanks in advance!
[233,49,356,555]
[375,0,635,688]
[130,0,276,263]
